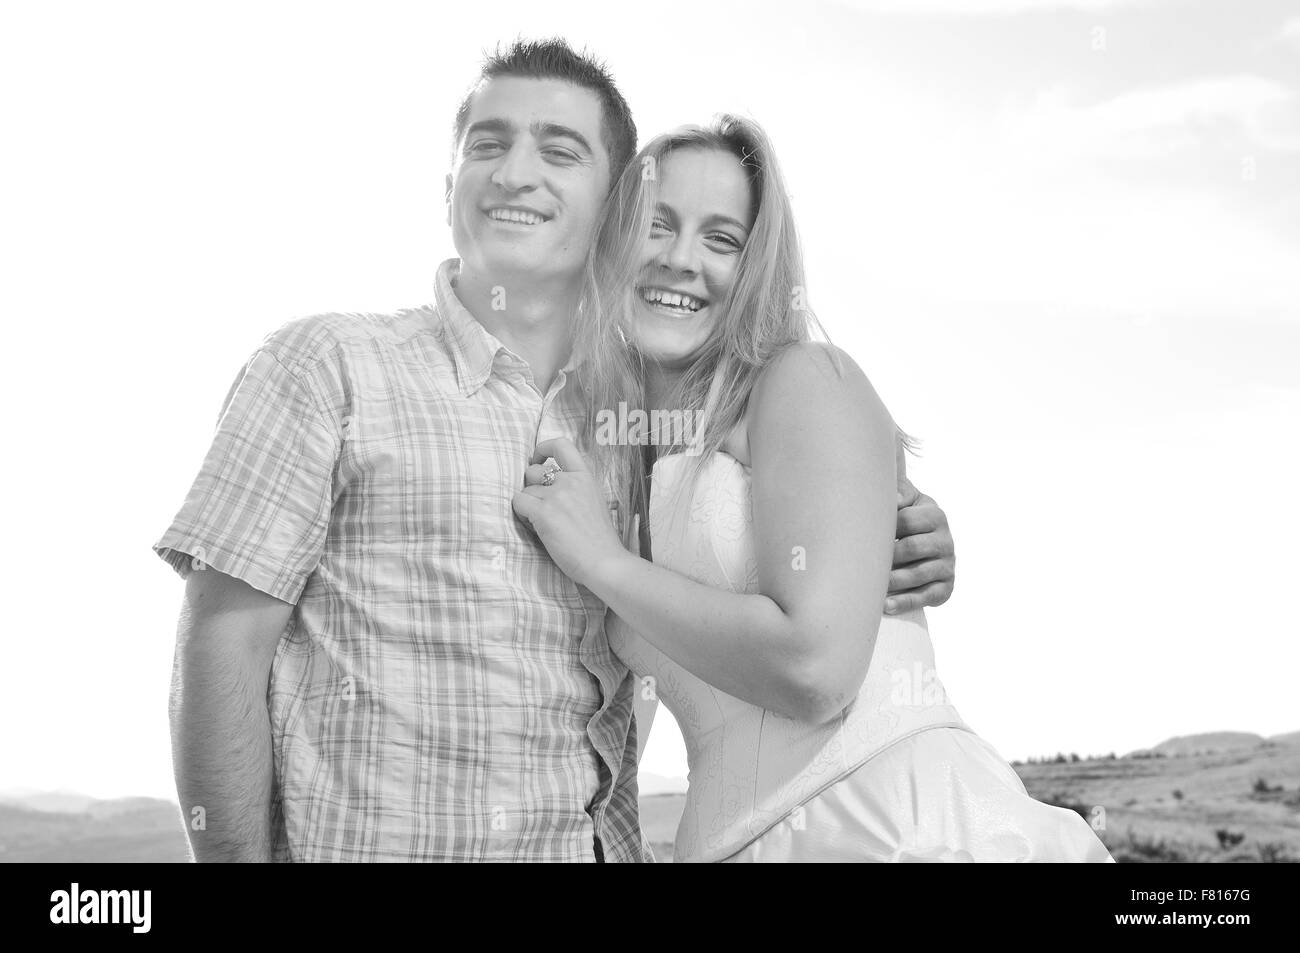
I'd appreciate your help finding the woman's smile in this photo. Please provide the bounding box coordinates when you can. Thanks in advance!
[637,285,709,317]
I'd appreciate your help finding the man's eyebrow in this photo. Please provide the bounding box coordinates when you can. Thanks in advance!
[462,118,596,156]
[532,121,594,155]
[463,118,514,139]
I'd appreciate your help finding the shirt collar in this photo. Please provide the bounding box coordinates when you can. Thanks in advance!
[432,258,587,398]
[433,259,508,397]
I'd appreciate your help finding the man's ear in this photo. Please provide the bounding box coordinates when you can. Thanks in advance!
[445,173,454,227]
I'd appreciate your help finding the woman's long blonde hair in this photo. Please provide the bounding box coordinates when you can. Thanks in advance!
[573,115,906,545]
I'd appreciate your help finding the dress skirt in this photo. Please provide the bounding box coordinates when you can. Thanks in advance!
[722,727,1114,863]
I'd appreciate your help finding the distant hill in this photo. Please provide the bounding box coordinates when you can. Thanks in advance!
[1268,731,1300,747]
[0,795,189,863]
[0,791,100,814]
[638,772,688,797]
[1128,732,1267,759]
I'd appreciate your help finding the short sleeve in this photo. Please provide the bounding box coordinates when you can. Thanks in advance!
[153,348,339,603]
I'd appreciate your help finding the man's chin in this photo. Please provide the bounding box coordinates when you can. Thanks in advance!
[473,246,578,283]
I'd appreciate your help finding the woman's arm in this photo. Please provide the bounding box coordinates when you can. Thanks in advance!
[513,343,897,723]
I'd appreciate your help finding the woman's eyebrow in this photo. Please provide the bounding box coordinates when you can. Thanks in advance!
[653,204,750,233]
[706,213,751,233]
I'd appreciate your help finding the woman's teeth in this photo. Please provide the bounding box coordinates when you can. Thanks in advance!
[487,208,545,225]
[640,288,706,315]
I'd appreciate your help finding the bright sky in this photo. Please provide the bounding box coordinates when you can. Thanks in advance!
[1,0,1296,800]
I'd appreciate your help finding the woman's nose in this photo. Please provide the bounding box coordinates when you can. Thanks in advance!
[661,235,699,276]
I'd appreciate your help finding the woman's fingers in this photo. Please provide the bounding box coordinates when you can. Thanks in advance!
[531,436,587,471]
[523,463,555,487]
[511,489,543,526]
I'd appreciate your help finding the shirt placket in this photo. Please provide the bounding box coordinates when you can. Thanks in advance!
[536,367,630,852]
[484,353,542,855]
[480,342,626,859]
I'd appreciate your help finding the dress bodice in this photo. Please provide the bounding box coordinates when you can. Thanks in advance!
[608,451,970,862]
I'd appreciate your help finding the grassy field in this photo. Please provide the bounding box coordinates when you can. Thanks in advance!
[1016,741,1300,862]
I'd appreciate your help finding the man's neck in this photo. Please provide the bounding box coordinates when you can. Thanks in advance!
[453,266,579,393]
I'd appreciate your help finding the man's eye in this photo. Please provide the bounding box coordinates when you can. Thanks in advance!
[468,140,504,155]
[544,148,579,162]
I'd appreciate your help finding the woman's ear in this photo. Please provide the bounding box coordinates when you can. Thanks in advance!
[445,173,454,227]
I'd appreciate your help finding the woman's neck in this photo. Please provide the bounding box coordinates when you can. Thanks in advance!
[643,360,685,414]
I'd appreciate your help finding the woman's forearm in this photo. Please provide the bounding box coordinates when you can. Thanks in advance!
[591,551,866,722]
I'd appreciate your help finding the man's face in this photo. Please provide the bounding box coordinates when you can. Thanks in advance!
[448,77,611,288]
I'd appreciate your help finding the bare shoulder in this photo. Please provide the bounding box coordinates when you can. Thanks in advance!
[750,342,882,433]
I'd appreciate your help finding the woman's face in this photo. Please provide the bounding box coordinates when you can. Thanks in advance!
[626,146,756,367]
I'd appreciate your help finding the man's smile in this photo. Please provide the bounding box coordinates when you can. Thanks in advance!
[484,204,552,226]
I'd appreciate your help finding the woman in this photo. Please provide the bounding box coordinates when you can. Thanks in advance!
[511,116,1111,863]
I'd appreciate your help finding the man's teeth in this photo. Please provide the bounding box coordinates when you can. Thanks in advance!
[641,288,705,313]
[488,208,545,225]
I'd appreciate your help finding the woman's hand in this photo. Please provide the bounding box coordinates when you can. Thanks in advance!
[511,437,631,589]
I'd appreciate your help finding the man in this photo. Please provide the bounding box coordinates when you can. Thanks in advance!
[156,38,956,862]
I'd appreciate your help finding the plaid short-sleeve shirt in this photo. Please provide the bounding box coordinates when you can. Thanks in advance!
[155,259,649,862]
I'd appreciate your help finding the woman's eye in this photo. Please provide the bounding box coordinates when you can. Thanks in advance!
[707,233,742,251]
[650,218,671,234]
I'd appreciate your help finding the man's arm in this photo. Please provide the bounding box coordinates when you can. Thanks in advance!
[170,567,293,862]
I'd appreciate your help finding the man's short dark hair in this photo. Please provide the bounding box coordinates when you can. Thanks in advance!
[452,37,638,185]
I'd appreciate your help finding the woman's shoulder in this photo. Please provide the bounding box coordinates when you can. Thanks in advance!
[748,341,880,437]
[760,340,862,385]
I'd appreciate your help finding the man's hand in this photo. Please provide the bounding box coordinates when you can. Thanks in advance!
[886,476,955,614]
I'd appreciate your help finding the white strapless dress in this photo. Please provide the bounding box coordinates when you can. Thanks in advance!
[608,452,1112,863]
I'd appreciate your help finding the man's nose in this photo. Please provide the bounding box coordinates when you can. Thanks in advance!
[490,143,542,192]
